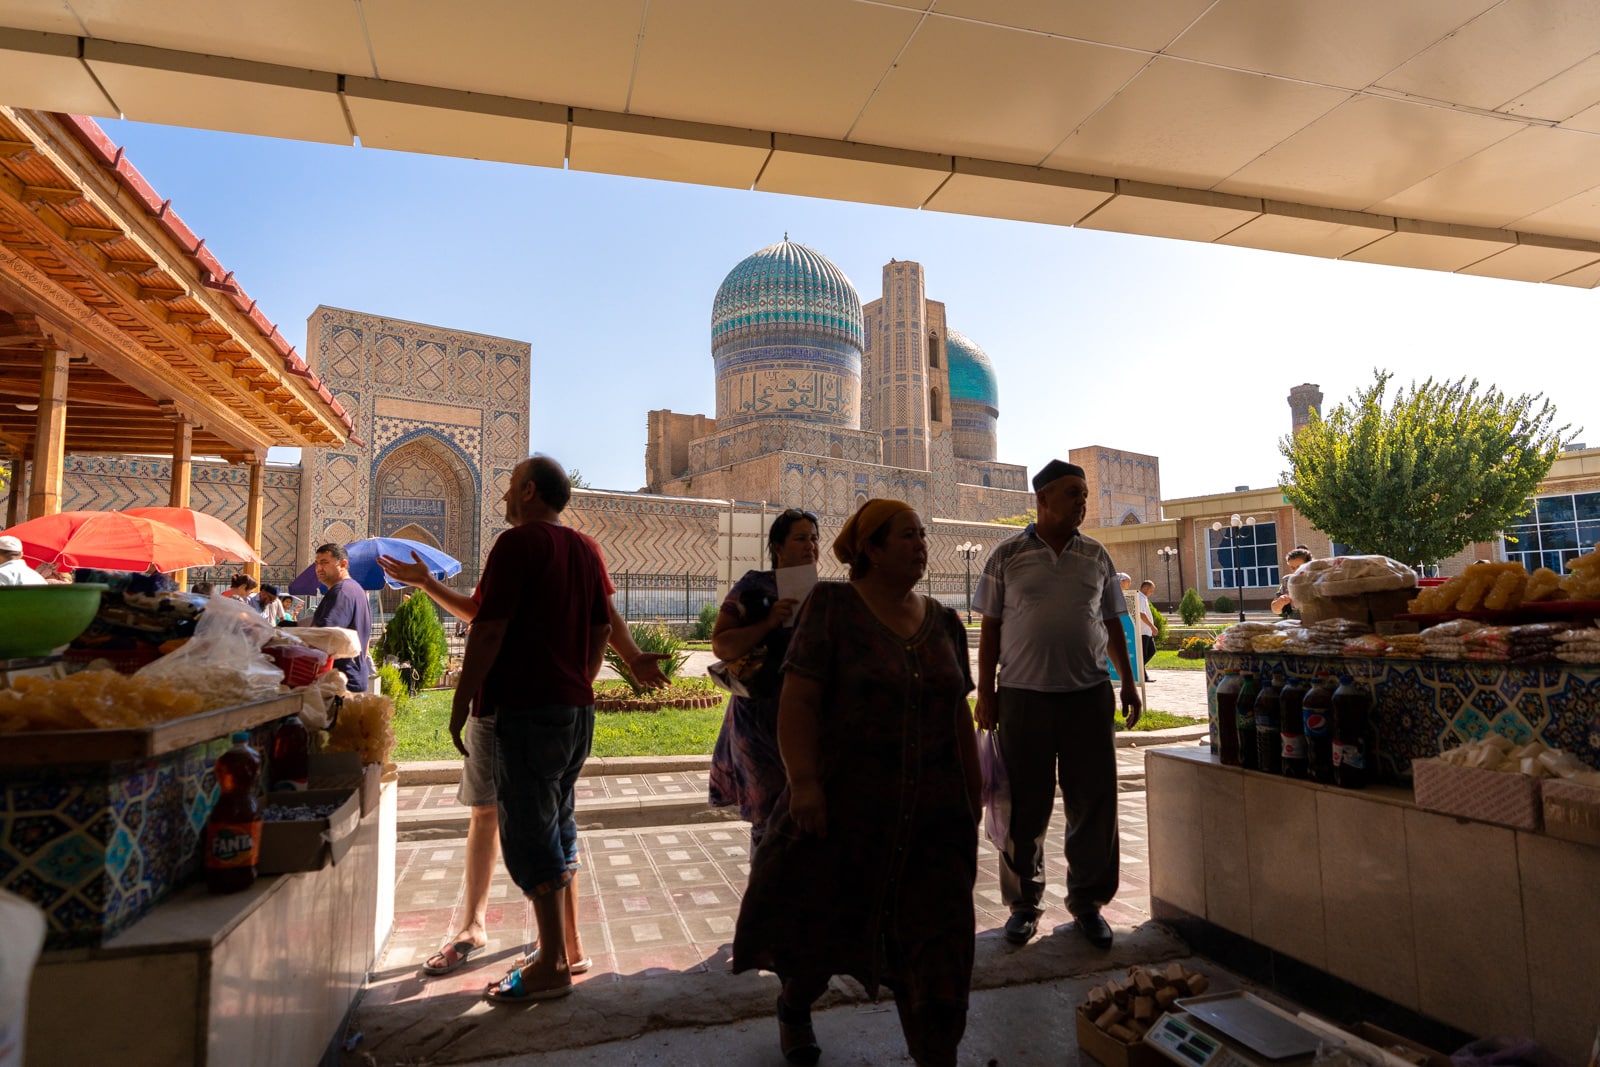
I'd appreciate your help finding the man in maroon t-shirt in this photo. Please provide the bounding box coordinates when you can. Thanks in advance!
[452,454,611,1003]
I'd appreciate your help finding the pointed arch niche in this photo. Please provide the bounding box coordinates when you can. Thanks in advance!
[370,433,479,580]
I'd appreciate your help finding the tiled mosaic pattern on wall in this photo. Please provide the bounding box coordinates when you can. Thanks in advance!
[0,726,269,948]
[1206,652,1600,778]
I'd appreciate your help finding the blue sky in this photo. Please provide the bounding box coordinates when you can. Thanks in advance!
[103,119,1596,503]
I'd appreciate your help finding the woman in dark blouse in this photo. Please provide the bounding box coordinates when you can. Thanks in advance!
[732,499,981,1067]
[707,508,820,847]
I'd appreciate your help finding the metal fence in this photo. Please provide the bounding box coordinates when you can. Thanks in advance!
[614,572,725,626]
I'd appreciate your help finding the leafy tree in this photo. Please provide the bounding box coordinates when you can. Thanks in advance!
[568,468,592,489]
[1150,603,1169,645]
[1178,588,1206,626]
[379,593,449,692]
[994,507,1036,527]
[1213,595,1235,616]
[1279,372,1569,568]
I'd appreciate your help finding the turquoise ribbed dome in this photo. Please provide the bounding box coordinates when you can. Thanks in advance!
[711,240,863,356]
[946,329,998,411]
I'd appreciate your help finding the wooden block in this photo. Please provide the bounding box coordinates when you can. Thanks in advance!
[1107,1024,1137,1043]
[1185,974,1210,996]
[1165,962,1186,983]
[1133,995,1156,1021]
[1094,1004,1124,1030]
[1134,972,1156,996]
[1155,987,1180,1010]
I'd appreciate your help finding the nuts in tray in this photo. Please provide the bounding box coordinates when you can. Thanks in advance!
[1083,964,1210,1043]
[263,802,340,822]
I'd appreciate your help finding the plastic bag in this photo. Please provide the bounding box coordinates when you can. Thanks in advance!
[978,728,1010,850]
[707,658,752,699]
[133,593,284,711]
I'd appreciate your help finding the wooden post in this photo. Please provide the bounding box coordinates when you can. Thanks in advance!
[168,419,193,589]
[245,458,265,582]
[27,347,68,519]
[5,450,22,527]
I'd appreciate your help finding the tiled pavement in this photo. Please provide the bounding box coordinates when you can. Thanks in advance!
[372,770,1156,1006]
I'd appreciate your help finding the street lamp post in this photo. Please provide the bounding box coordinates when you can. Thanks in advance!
[956,541,983,625]
[1156,545,1179,611]
[1211,514,1255,622]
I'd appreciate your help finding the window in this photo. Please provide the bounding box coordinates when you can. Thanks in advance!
[929,387,941,421]
[1503,490,1600,573]
[1208,521,1280,589]
[928,334,940,368]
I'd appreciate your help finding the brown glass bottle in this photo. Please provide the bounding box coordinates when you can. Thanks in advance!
[1278,674,1309,779]
[1213,669,1243,765]
[205,732,262,894]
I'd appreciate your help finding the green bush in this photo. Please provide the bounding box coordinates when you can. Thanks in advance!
[691,602,720,640]
[1212,595,1235,616]
[375,663,414,715]
[1178,588,1207,626]
[604,622,690,696]
[1178,635,1215,659]
[379,593,449,691]
[1151,603,1168,644]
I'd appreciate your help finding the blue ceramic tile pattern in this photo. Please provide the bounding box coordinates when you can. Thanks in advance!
[0,723,268,948]
[1207,653,1600,779]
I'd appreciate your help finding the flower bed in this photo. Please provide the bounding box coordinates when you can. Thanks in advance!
[594,682,724,713]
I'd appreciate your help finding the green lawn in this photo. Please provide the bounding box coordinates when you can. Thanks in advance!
[392,683,1198,761]
[390,688,729,761]
[1148,650,1205,671]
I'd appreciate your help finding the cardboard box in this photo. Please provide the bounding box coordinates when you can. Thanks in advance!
[1542,778,1600,846]
[309,751,382,816]
[1412,758,1542,831]
[1348,1023,1453,1067]
[1076,1005,1165,1067]
[258,788,361,874]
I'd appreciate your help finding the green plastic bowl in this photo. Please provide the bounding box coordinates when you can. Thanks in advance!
[0,584,108,659]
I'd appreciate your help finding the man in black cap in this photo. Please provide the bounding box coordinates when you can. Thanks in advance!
[973,458,1140,950]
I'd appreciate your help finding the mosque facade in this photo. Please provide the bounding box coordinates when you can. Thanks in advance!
[645,241,1032,528]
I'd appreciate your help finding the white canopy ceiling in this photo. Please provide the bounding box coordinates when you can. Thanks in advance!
[6,0,1600,284]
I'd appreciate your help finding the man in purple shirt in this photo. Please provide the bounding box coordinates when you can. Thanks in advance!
[311,543,372,692]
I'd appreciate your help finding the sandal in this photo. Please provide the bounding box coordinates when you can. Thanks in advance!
[515,945,592,975]
[421,939,482,976]
[776,995,822,1066]
[484,962,573,1004]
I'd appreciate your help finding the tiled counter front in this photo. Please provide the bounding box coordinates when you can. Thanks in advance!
[1204,652,1600,778]
[1147,748,1598,1065]
[26,779,397,1067]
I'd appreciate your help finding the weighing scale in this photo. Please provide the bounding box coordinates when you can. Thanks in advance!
[1145,992,1335,1067]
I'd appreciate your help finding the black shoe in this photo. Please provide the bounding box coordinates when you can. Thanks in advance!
[1003,911,1040,945]
[1073,910,1114,949]
[777,995,821,1066]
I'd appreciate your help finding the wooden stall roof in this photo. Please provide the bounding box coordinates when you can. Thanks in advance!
[0,107,353,459]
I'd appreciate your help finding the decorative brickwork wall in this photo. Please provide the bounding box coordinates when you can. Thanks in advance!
[60,454,301,570]
[301,306,529,571]
[1071,445,1162,527]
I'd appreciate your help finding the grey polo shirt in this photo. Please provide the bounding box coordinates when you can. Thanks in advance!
[973,524,1126,694]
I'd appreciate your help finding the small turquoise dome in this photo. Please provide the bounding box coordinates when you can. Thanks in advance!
[946,329,998,412]
[711,240,863,356]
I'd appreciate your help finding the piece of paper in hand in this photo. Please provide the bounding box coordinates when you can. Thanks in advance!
[774,563,819,624]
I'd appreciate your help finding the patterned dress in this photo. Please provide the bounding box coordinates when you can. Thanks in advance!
[708,570,791,845]
[731,582,977,1066]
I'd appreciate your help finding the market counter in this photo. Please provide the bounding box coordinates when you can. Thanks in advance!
[1203,651,1600,776]
[1146,746,1598,1065]
[24,777,398,1067]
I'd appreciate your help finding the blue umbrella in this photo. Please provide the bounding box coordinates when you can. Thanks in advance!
[287,537,462,595]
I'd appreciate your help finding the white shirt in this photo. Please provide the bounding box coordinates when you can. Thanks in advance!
[0,558,47,586]
[1135,589,1153,637]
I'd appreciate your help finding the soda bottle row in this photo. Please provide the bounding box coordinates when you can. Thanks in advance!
[1212,665,1372,788]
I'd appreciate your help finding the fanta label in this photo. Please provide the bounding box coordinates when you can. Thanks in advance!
[1281,734,1307,759]
[206,821,261,869]
[1333,742,1364,769]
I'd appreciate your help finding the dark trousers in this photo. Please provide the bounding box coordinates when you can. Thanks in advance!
[1141,635,1157,666]
[996,683,1119,917]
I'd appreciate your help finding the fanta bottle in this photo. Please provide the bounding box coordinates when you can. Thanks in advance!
[205,732,262,894]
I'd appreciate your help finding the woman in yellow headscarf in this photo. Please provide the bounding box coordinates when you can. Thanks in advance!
[732,499,981,1067]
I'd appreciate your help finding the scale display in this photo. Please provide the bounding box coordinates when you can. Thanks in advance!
[1147,1013,1254,1067]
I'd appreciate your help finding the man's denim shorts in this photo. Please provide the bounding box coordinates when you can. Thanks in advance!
[491,704,594,897]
